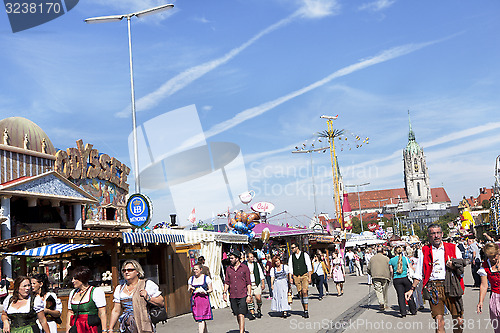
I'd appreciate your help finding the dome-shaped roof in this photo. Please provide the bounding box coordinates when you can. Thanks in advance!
[0,117,55,155]
[405,140,422,155]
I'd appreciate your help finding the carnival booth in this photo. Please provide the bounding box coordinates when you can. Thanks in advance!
[152,227,247,309]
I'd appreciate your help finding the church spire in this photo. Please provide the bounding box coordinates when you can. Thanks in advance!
[408,110,416,142]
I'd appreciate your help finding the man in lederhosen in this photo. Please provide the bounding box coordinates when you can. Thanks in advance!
[288,242,312,318]
[405,224,465,333]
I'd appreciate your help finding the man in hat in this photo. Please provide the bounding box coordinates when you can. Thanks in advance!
[405,224,464,333]
[223,249,252,333]
[288,242,312,318]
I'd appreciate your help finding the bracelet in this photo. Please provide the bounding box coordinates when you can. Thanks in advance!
[410,286,415,291]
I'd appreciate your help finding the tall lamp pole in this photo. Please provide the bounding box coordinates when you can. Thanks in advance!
[85,4,174,194]
[370,198,388,224]
[345,182,370,232]
[293,146,329,225]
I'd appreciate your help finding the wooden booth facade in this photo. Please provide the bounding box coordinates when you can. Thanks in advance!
[0,229,194,329]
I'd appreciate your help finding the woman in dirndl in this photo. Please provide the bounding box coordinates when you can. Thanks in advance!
[66,266,107,333]
[270,256,291,318]
[1,276,51,333]
[330,256,345,296]
[477,242,500,333]
[188,263,213,333]
[109,260,163,333]
[31,273,62,333]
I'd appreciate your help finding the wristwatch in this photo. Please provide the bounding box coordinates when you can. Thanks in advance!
[410,286,415,291]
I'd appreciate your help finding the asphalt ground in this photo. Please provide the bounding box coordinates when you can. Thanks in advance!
[159,266,493,333]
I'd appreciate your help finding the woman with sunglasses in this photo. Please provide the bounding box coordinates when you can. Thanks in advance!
[66,266,107,333]
[31,273,62,333]
[1,276,51,333]
[109,260,164,333]
[477,242,500,333]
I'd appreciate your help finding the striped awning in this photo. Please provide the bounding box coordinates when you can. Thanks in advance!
[10,243,100,257]
[122,232,185,245]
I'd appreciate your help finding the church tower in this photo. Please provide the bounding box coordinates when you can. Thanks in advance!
[403,112,432,206]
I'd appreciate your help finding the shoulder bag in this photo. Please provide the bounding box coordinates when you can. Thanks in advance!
[69,287,91,333]
[146,280,168,325]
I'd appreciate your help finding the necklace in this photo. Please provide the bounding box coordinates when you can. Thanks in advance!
[126,282,138,294]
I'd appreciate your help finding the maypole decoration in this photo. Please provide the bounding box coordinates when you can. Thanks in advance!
[320,115,343,229]
[491,155,500,234]
[319,115,369,230]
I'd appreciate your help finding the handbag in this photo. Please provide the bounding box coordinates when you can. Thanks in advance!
[147,302,168,325]
[69,286,91,333]
[146,280,167,325]
[406,257,415,282]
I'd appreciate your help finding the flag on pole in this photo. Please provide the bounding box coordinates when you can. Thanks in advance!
[188,208,196,224]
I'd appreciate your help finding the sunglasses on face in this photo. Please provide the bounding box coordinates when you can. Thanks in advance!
[122,268,136,273]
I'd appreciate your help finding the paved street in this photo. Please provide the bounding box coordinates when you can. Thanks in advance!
[159,267,494,333]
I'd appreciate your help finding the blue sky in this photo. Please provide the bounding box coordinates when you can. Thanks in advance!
[1,0,500,226]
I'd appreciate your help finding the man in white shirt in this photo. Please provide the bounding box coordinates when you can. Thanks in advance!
[405,224,464,333]
[288,242,312,318]
[246,251,265,319]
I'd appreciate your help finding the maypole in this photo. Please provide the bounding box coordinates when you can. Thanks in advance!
[320,115,344,229]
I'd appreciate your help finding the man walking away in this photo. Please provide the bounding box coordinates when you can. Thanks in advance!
[367,247,391,311]
[468,237,481,288]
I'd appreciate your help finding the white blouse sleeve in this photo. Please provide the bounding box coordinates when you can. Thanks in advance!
[67,290,76,310]
[205,276,213,285]
[2,295,11,310]
[113,285,122,303]
[145,280,161,298]
[92,287,107,308]
[33,295,45,313]
[270,267,275,278]
[46,292,63,312]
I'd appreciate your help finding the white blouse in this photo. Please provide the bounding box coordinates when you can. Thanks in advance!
[68,287,107,309]
[3,295,44,314]
[113,280,161,303]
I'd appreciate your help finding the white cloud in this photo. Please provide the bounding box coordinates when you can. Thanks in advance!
[199,40,437,143]
[297,0,340,18]
[116,1,339,118]
[358,0,396,12]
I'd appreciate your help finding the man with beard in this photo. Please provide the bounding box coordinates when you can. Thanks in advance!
[405,224,465,333]
[223,249,252,333]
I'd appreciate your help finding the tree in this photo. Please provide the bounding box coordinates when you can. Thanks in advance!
[437,212,459,238]
[482,199,491,209]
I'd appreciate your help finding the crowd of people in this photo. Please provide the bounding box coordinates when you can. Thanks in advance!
[1,225,498,333]
[218,224,500,333]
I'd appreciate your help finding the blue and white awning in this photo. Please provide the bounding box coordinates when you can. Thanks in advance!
[10,244,100,257]
[122,232,185,245]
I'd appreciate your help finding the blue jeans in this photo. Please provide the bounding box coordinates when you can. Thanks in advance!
[316,274,325,298]
[348,260,354,273]
[266,275,273,298]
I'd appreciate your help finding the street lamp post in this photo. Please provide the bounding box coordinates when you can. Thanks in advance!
[345,182,370,232]
[370,198,388,225]
[85,4,174,194]
[292,146,329,225]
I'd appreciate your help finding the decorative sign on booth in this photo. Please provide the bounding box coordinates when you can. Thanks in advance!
[126,193,152,228]
[251,201,275,213]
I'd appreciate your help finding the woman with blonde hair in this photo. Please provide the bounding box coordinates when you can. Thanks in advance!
[109,260,164,333]
[477,242,500,332]
[389,246,417,317]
